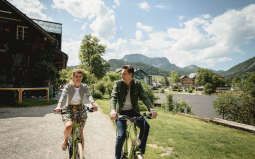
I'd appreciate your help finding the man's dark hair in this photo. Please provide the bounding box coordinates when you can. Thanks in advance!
[122,65,134,77]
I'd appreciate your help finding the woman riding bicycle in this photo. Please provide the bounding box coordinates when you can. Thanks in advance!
[55,69,98,152]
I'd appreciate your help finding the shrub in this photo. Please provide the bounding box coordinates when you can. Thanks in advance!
[173,96,195,115]
[141,81,156,105]
[177,89,181,92]
[94,81,106,95]
[204,83,215,95]
[138,100,148,111]
[165,93,174,111]
[172,85,179,89]
[91,90,103,99]
[188,89,193,93]
[213,91,255,126]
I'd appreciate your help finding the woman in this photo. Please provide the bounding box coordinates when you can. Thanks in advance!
[55,69,98,151]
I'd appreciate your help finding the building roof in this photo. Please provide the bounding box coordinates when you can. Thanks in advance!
[32,19,62,34]
[189,73,196,78]
[2,0,57,44]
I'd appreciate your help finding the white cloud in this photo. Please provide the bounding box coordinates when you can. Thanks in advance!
[202,14,211,19]
[120,25,122,30]
[62,41,81,66]
[129,4,255,68]
[112,5,117,8]
[136,22,153,32]
[9,0,53,21]
[155,4,171,9]
[135,30,143,41]
[74,19,82,22]
[114,0,120,6]
[217,57,232,62]
[138,2,151,12]
[81,22,88,30]
[52,0,116,40]
[179,16,184,20]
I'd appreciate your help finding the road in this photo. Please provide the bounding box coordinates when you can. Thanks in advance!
[155,93,222,119]
[0,103,116,159]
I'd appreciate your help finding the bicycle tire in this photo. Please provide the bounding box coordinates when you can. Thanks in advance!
[134,154,144,159]
[68,142,72,159]
[75,143,83,159]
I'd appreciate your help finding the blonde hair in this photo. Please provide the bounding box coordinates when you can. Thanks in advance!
[70,69,83,83]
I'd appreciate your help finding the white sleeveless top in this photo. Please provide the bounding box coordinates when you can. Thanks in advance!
[70,87,81,104]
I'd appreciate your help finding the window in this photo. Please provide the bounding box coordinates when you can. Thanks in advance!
[16,25,28,40]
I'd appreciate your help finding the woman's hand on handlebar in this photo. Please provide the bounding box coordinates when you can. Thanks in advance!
[91,102,98,111]
[55,107,62,114]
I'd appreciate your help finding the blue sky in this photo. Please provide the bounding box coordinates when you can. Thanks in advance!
[8,0,255,71]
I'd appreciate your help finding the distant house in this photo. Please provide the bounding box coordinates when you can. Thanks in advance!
[213,73,225,80]
[180,73,196,86]
[0,0,68,87]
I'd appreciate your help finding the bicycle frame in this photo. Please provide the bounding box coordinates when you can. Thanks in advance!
[69,121,82,158]
[122,120,142,159]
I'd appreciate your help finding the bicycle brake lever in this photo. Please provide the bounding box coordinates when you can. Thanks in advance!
[146,114,152,119]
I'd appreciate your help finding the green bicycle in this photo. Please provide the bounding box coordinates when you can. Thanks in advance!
[56,106,94,159]
[117,113,152,159]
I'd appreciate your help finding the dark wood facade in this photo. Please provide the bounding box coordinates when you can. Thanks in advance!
[0,0,68,87]
[181,75,196,86]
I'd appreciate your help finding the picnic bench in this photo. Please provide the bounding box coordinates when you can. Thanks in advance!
[0,87,49,104]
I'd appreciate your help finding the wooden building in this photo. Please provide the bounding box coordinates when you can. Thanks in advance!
[180,73,196,86]
[0,0,68,87]
[213,73,225,80]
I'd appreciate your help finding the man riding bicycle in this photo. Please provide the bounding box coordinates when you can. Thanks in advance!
[110,65,158,159]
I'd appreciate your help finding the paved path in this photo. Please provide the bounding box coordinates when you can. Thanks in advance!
[155,93,221,119]
[0,102,116,159]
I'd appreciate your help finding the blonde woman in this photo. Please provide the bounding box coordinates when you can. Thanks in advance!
[55,69,98,151]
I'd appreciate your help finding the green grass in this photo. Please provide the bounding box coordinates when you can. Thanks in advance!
[95,98,255,159]
[150,75,170,81]
[0,99,58,108]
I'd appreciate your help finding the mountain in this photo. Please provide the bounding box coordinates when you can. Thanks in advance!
[108,59,170,76]
[123,54,182,71]
[219,56,255,78]
[121,54,224,74]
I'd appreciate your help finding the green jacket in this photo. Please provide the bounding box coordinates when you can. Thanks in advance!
[110,79,153,114]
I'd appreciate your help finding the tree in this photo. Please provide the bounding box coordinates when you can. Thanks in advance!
[170,70,180,83]
[203,83,214,95]
[79,34,110,79]
[231,75,241,90]
[164,75,169,86]
[212,75,220,89]
[247,75,255,84]
[195,67,214,86]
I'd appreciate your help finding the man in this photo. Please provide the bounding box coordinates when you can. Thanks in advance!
[110,65,158,159]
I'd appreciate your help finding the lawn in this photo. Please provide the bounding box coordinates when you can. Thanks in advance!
[95,98,255,159]
[0,99,58,108]
[150,75,170,81]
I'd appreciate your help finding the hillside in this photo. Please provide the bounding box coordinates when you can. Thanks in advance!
[219,56,255,78]
[121,54,223,74]
[108,59,170,76]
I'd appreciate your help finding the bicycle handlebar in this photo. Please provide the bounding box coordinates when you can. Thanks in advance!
[116,113,152,121]
[54,107,94,115]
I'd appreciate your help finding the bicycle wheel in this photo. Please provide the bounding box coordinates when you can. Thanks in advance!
[134,154,144,159]
[68,142,72,159]
[75,143,83,159]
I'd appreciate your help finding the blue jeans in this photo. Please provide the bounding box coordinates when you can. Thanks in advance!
[115,110,150,159]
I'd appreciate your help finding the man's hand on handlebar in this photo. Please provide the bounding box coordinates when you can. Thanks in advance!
[150,108,158,119]
[110,109,117,120]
